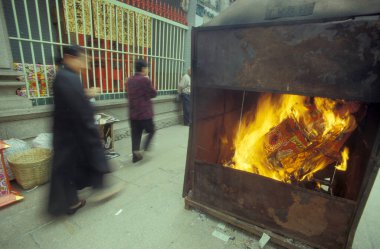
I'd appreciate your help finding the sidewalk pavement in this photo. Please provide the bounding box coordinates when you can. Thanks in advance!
[0,125,379,249]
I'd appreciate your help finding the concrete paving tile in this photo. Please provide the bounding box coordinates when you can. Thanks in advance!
[24,186,146,249]
[353,220,376,249]
[353,173,380,249]
[31,184,191,249]
[0,184,53,243]
[111,161,162,183]
[111,152,185,186]
[166,210,279,249]
[2,234,41,249]
[2,125,380,249]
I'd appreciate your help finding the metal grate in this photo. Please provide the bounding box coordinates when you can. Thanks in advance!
[6,0,188,99]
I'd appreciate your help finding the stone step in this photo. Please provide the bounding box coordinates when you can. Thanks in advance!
[0,95,32,111]
[0,81,25,96]
[0,69,23,77]
[0,80,25,87]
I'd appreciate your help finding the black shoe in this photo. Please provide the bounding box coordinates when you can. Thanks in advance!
[132,157,142,163]
[88,183,125,202]
[67,200,86,215]
[132,151,143,163]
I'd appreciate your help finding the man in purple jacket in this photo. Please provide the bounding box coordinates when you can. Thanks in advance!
[126,59,157,163]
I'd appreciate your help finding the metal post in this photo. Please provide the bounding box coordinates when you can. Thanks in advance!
[141,16,145,57]
[154,19,157,88]
[238,91,246,135]
[35,0,49,96]
[64,0,71,44]
[97,0,103,93]
[81,0,90,89]
[116,7,120,93]
[165,22,169,91]
[158,20,162,90]
[137,13,140,62]
[174,26,178,90]
[126,9,130,83]
[121,8,125,92]
[45,0,56,76]
[11,0,29,97]
[150,18,153,81]
[162,22,166,90]
[55,0,63,56]
[132,12,135,75]
[175,26,179,88]
[103,2,109,93]
[169,24,173,90]
[110,4,114,94]
[73,0,79,44]
[171,25,176,90]
[73,0,83,82]
[181,28,185,82]
[23,0,41,98]
[178,27,182,82]
[89,0,96,89]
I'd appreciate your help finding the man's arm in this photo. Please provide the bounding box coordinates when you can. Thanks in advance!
[183,75,190,89]
[84,87,101,98]
[179,75,190,93]
[145,78,157,98]
[178,75,185,93]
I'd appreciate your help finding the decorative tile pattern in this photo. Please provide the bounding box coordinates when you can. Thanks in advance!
[31,91,177,106]
[93,0,117,40]
[135,12,152,48]
[64,0,92,35]
[113,114,182,141]
[13,63,56,98]
[90,0,152,48]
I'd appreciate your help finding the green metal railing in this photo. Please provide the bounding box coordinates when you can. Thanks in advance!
[8,0,188,101]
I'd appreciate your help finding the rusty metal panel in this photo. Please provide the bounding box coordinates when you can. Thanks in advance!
[206,0,380,27]
[194,18,380,102]
[192,162,356,249]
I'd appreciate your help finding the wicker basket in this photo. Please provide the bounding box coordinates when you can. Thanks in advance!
[7,148,52,189]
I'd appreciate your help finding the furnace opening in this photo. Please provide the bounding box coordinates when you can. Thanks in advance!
[194,88,380,200]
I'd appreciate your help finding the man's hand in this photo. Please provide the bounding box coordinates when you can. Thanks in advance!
[85,87,101,98]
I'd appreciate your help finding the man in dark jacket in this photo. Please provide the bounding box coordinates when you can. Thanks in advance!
[126,59,157,163]
[48,45,111,216]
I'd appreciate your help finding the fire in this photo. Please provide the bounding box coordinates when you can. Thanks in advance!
[226,93,358,183]
[336,147,349,171]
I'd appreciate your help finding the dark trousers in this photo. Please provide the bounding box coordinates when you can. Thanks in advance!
[181,93,190,125]
[130,119,155,155]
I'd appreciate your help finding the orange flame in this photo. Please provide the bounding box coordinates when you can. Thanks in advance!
[336,147,349,171]
[226,93,356,183]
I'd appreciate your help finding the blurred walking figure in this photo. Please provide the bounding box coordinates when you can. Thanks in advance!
[126,59,157,163]
[178,69,191,126]
[48,45,117,216]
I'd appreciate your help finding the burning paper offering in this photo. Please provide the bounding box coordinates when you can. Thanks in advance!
[225,93,361,183]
